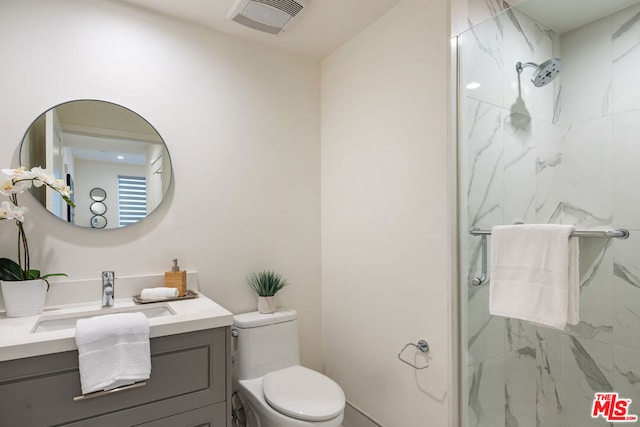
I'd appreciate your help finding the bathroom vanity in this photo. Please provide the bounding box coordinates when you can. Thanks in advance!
[0,276,233,427]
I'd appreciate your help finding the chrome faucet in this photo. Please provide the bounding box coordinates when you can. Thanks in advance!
[102,271,114,307]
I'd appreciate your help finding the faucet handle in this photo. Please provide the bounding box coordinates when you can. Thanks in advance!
[102,271,114,284]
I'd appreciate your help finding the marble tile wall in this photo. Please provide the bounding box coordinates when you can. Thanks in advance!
[459,3,640,426]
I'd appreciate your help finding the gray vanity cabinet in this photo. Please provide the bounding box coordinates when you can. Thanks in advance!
[0,327,231,427]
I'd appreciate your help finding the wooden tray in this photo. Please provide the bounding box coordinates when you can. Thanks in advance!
[132,289,199,304]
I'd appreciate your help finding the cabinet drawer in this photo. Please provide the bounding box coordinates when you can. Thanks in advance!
[0,327,228,427]
[138,402,226,426]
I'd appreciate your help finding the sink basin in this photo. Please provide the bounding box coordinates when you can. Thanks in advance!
[31,304,176,333]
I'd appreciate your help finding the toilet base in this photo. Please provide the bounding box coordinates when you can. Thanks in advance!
[238,377,344,427]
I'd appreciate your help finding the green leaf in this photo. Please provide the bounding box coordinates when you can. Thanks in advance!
[246,270,290,296]
[25,269,41,280]
[0,259,68,282]
[0,258,24,281]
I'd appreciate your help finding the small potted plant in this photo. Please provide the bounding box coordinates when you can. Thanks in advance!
[0,166,75,317]
[247,270,289,314]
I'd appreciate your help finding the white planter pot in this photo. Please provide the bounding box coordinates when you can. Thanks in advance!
[1,279,47,318]
[258,296,276,314]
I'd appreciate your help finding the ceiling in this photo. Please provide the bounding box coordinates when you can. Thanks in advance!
[114,0,640,57]
[116,0,404,59]
[513,0,640,34]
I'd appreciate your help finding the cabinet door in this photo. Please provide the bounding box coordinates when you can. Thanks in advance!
[0,327,229,427]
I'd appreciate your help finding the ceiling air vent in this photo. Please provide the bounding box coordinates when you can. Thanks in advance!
[226,0,309,35]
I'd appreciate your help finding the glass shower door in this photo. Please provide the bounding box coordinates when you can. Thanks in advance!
[457,1,640,425]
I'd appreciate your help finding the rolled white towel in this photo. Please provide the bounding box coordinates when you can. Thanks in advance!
[140,287,179,300]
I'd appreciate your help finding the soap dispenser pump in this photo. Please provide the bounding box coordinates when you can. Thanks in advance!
[165,259,187,296]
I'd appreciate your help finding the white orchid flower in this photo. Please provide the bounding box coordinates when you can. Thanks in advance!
[0,180,14,195]
[0,179,30,196]
[10,205,28,222]
[29,167,57,187]
[0,167,27,178]
[0,200,12,219]
[0,201,27,221]
[58,185,72,198]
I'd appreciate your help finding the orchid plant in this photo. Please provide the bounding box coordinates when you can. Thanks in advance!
[0,166,75,282]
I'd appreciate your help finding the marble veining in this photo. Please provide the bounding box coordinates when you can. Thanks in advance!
[536,339,563,424]
[602,82,612,117]
[505,9,533,52]
[612,10,640,40]
[505,144,534,169]
[535,152,561,173]
[616,366,640,386]
[468,362,485,422]
[552,86,562,124]
[579,239,611,290]
[613,263,640,288]
[467,22,504,73]
[469,151,503,226]
[613,21,640,63]
[469,316,493,350]
[567,322,612,341]
[569,337,612,392]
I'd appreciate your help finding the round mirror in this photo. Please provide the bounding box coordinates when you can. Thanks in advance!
[90,201,107,215]
[20,100,172,229]
[90,187,106,201]
[91,215,107,229]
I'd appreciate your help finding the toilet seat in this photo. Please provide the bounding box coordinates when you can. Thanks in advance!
[262,365,345,422]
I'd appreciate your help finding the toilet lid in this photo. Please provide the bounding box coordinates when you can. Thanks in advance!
[263,365,345,422]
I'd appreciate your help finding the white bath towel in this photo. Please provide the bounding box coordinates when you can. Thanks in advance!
[140,287,179,300]
[489,224,579,330]
[75,312,151,395]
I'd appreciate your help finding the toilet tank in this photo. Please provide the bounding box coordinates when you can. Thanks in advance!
[233,309,300,380]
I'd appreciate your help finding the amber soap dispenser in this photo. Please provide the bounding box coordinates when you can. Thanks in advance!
[165,259,187,296]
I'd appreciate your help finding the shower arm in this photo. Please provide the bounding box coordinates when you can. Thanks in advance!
[515,61,538,74]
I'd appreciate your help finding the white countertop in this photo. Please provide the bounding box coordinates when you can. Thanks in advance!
[0,273,233,362]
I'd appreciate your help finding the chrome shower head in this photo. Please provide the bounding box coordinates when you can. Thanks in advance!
[516,57,562,87]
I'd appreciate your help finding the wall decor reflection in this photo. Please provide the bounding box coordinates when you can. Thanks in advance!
[89,187,106,202]
[90,201,106,215]
[90,215,107,229]
[19,99,172,229]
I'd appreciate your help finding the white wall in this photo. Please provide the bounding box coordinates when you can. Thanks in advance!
[321,0,453,425]
[0,0,322,369]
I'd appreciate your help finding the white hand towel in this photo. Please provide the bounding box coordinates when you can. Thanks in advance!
[489,224,579,330]
[75,312,150,395]
[140,287,179,300]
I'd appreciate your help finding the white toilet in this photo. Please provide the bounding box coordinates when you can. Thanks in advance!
[232,309,345,427]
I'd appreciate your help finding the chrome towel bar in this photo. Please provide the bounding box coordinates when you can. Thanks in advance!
[468,227,630,286]
[469,228,630,239]
[73,381,147,401]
